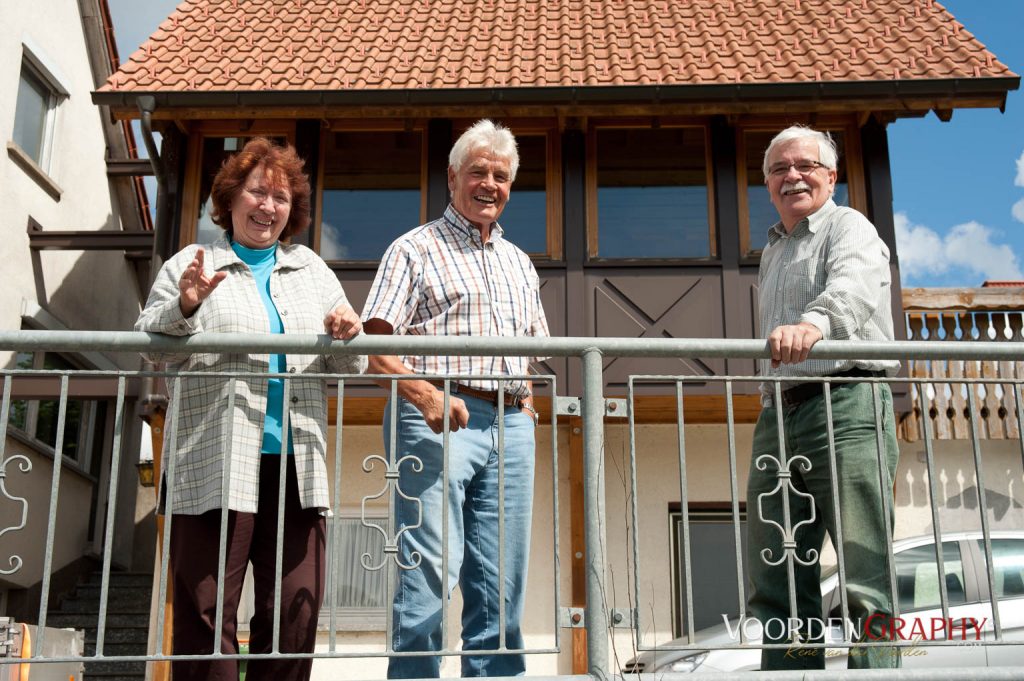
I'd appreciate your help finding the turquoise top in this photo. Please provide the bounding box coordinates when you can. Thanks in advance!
[231,240,293,455]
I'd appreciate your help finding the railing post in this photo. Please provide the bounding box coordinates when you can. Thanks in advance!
[581,348,609,679]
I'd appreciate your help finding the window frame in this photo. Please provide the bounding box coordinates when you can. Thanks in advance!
[586,119,717,263]
[179,121,297,248]
[735,119,866,260]
[669,506,748,639]
[450,118,564,261]
[8,41,71,189]
[7,351,103,475]
[314,119,428,265]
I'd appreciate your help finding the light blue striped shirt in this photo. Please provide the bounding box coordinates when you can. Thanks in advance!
[758,199,900,402]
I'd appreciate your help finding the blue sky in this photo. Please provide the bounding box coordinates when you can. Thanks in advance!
[888,1,1024,288]
[107,0,1023,287]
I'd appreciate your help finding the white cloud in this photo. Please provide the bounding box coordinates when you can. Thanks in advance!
[894,212,1023,283]
[1016,149,1024,187]
[1014,198,1024,224]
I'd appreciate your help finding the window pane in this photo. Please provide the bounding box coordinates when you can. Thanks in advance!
[744,130,849,252]
[8,352,34,430]
[13,66,50,164]
[326,517,388,609]
[596,128,710,259]
[320,131,422,261]
[977,539,1024,599]
[499,135,547,254]
[34,355,85,463]
[194,136,288,245]
[894,541,966,612]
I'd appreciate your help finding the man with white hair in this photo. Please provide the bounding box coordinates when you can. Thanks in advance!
[363,119,549,678]
[745,125,900,669]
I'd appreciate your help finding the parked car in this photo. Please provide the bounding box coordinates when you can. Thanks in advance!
[622,531,1024,673]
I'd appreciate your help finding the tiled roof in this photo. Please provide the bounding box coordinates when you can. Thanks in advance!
[981,281,1024,288]
[100,0,1017,94]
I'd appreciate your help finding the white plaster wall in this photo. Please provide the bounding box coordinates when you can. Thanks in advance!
[0,438,94,589]
[0,0,143,371]
[0,0,145,596]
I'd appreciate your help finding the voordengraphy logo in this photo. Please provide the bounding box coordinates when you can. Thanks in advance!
[862,614,987,642]
[722,615,988,643]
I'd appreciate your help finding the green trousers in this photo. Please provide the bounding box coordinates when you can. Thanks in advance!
[746,382,901,670]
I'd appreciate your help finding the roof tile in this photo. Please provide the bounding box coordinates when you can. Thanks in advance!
[100,0,1017,93]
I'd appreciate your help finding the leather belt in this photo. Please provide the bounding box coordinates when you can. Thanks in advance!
[779,368,886,409]
[430,382,526,409]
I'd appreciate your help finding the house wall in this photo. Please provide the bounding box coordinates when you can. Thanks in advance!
[0,0,143,361]
[288,421,1023,678]
[1,0,145,596]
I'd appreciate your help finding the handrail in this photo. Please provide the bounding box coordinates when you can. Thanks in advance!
[2,330,1024,361]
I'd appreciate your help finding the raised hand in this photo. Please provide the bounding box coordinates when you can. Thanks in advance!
[178,248,227,317]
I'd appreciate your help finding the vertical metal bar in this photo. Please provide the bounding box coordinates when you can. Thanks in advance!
[724,382,747,640]
[385,380,399,652]
[581,348,609,679]
[95,376,128,657]
[920,381,951,625]
[155,380,183,656]
[822,382,850,636]
[0,374,11,462]
[329,381,345,650]
[548,376,561,649]
[212,378,237,656]
[497,379,507,651]
[871,382,899,622]
[675,380,695,644]
[441,379,451,652]
[626,377,643,645]
[35,374,70,654]
[967,388,1002,638]
[271,377,292,652]
[771,381,799,625]
[1015,383,1024,470]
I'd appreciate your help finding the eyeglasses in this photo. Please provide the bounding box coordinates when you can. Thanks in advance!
[767,160,828,178]
[244,187,291,207]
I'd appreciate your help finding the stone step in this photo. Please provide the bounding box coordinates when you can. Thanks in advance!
[83,659,147,675]
[86,627,151,645]
[59,596,150,614]
[84,571,154,588]
[73,584,153,606]
[46,612,149,629]
[85,641,149,656]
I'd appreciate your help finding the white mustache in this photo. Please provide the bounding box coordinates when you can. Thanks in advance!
[782,181,811,194]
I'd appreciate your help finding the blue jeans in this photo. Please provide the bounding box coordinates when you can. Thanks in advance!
[384,394,536,678]
[746,382,900,670]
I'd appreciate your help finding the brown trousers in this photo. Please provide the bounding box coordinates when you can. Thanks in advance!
[169,457,325,681]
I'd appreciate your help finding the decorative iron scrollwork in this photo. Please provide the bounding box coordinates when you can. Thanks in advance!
[0,455,33,575]
[754,453,819,567]
[360,453,423,571]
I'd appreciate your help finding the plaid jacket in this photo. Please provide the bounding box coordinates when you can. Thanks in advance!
[136,234,366,515]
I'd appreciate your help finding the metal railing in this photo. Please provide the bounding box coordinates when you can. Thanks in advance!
[1,330,1023,680]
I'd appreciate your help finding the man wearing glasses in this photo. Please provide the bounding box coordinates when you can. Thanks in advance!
[745,125,900,669]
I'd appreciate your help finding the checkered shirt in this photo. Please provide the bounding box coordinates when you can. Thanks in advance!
[136,233,367,515]
[362,204,549,396]
[758,199,900,404]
